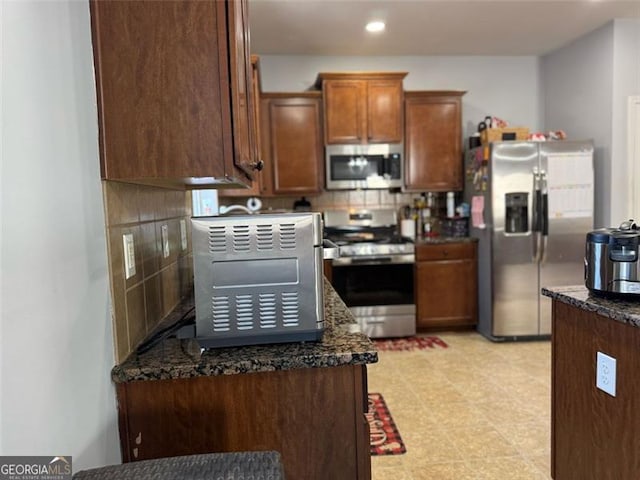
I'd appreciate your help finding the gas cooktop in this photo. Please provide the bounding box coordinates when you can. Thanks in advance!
[323,208,415,257]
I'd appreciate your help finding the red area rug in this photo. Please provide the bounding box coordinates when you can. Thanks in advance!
[367,393,406,456]
[374,335,449,352]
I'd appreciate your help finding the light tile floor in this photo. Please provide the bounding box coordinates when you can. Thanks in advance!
[368,331,552,480]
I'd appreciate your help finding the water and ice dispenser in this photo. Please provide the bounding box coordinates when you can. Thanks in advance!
[505,193,529,233]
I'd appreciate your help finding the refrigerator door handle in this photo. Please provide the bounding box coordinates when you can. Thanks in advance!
[541,171,549,265]
[532,169,542,262]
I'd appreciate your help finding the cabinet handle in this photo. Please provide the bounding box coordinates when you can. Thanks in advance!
[250,159,264,171]
[442,250,449,257]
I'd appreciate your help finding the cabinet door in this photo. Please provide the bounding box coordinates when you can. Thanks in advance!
[323,80,366,144]
[405,93,463,191]
[227,0,256,177]
[90,1,230,181]
[266,97,323,194]
[367,80,403,143]
[415,257,477,329]
[220,54,265,198]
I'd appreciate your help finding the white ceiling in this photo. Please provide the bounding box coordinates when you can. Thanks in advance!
[249,0,640,56]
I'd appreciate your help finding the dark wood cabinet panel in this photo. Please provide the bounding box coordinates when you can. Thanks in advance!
[220,54,265,197]
[404,91,465,192]
[323,80,366,144]
[116,365,371,480]
[227,0,255,178]
[90,0,257,187]
[318,73,406,145]
[261,93,323,195]
[415,242,477,329]
[552,301,640,480]
[367,80,404,143]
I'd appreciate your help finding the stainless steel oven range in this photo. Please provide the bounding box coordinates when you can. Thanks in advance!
[324,208,416,338]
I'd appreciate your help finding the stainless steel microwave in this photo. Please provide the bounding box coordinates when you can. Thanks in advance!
[325,143,403,190]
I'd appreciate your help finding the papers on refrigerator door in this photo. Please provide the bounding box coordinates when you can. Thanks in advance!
[546,153,594,219]
[471,195,486,228]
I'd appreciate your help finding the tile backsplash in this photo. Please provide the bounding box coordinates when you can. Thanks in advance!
[221,190,423,213]
[103,181,192,363]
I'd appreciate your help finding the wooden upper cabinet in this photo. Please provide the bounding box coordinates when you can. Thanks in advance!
[89,0,258,188]
[228,0,256,178]
[220,54,265,198]
[404,91,465,192]
[323,80,366,144]
[317,73,407,145]
[260,93,324,195]
[367,80,404,143]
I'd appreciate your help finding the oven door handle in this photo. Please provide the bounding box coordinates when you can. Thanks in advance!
[332,254,415,266]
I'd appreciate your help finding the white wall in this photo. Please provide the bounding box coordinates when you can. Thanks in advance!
[259,55,542,137]
[542,20,640,228]
[612,19,640,222]
[1,0,120,471]
[0,0,4,456]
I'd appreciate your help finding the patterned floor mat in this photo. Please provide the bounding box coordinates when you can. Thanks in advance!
[367,392,406,456]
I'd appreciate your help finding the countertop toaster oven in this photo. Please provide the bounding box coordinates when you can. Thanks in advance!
[192,212,335,348]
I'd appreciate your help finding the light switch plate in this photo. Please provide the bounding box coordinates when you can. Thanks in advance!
[180,219,187,251]
[161,224,170,259]
[123,233,136,279]
[596,351,617,397]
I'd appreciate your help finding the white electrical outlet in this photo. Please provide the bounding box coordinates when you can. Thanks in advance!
[161,224,170,258]
[123,233,136,279]
[596,351,617,397]
[180,219,187,251]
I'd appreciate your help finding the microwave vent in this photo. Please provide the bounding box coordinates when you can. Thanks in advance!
[209,292,301,332]
[207,222,301,254]
[259,293,277,328]
[256,224,274,251]
[211,295,231,332]
[208,226,227,253]
[235,294,254,330]
[282,292,300,327]
[280,223,296,250]
[232,225,251,253]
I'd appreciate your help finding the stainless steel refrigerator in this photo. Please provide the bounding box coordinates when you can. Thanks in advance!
[464,140,594,340]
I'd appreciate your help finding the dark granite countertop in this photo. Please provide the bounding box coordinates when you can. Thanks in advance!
[111,280,378,383]
[415,236,478,245]
[542,285,640,327]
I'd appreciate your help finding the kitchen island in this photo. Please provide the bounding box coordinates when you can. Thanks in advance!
[113,280,377,480]
[542,286,640,480]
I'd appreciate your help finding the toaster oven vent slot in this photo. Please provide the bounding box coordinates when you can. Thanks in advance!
[281,292,300,327]
[258,293,277,328]
[232,225,251,253]
[280,223,296,250]
[211,295,230,332]
[256,224,274,251]
[235,294,254,330]
[208,226,227,254]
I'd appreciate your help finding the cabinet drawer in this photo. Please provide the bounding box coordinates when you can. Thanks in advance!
[416,242,476,261]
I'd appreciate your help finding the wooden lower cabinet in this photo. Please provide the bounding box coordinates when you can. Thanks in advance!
[116,365,371,480]
[552,301,640,480]
[415,242,477,330]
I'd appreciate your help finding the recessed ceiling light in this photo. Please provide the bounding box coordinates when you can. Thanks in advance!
[365,21,385,33]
